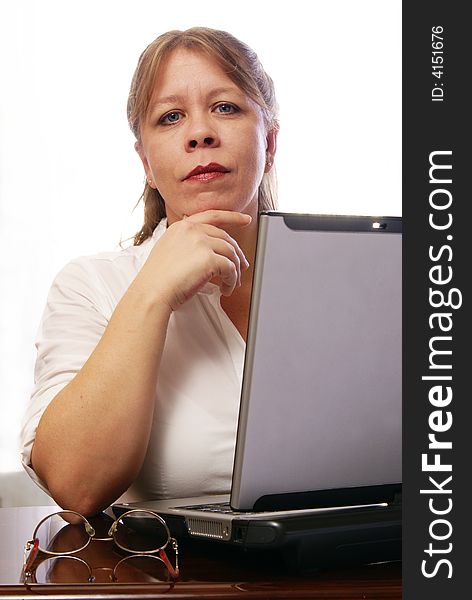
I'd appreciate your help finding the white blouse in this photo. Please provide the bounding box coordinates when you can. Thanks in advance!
[20,219,245,503]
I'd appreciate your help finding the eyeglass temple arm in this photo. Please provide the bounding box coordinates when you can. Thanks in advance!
[159,538,179,578]
[23,538,40,576]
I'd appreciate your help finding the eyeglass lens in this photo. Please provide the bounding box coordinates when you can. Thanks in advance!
[33,556,94,584]
[35,512,91,554]
[114,555,172,582]
[113,512,169,552]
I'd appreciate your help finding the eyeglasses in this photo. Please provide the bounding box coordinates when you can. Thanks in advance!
[23,509,179,584]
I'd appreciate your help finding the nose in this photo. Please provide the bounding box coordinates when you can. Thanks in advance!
[185,115,219,151]
[189,137,216,149]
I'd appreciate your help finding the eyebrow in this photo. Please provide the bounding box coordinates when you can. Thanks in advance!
[151,87,244,109]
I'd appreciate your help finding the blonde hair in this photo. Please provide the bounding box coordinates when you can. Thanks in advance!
[127,27,279,245]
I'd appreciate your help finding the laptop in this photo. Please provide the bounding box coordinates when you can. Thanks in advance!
[113,212,402,565]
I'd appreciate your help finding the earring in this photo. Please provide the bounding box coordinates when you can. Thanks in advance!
[147,178,153,186]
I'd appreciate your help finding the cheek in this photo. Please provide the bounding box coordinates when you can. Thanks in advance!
[145,137,177,177]
[150,152,174,185]
[247,152,266,184]
[250,133,268,179]
[240,126,266,167]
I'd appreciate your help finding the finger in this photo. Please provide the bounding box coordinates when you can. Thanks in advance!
[209,238,242,287]
[212,256,238,297]
[200,224,249,272]
[186,210,252,229]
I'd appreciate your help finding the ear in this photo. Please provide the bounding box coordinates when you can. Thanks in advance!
[264,126,278,173]
[135,141,154,186]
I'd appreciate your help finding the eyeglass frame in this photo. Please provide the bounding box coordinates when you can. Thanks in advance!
[23,508,179,582]
[24,551,175,584]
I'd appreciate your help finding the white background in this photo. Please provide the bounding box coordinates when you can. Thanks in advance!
[0,0,401,478]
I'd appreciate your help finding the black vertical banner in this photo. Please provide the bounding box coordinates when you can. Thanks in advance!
[403,2,468,599]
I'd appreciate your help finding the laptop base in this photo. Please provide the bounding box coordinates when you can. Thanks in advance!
[112,496,401,572]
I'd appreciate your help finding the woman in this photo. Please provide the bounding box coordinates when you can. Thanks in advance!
[21,27,278,516]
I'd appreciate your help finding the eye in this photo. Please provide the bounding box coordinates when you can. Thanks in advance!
[214,103,239,114]
[159,111,183,125]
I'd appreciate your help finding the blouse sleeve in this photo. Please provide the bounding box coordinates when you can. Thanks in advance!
[20,258,110,494]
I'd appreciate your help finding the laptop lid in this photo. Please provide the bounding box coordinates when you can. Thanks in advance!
[230,212,402,511]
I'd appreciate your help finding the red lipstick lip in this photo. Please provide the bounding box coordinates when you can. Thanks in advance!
[184,162,230,180]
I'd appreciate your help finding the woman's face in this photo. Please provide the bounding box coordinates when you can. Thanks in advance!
[136,48,276,225]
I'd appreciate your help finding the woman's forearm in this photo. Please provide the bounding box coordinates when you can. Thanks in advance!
[31,277,172,516]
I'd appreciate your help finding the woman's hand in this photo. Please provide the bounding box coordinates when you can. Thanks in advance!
[138,210,252,311]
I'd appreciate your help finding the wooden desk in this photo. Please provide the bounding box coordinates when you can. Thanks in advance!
[0,505,401,599]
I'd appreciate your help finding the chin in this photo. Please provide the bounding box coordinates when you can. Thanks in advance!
[166,191,258,221]
[191,193,257,215]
